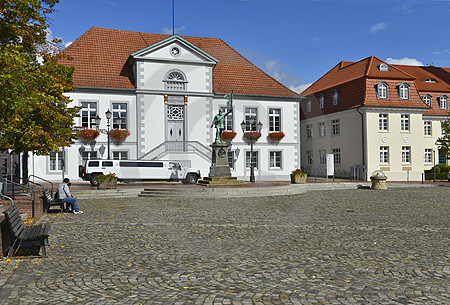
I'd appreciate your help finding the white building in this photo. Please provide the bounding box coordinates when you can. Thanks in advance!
[24,27,301,182]
[300,56,449,181]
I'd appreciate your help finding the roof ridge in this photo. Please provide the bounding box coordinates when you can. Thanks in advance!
[365,55,375,77]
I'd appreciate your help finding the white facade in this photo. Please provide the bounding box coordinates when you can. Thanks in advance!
[27,36,301,182]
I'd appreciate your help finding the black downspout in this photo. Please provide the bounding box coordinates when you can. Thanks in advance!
[356,106,366,181]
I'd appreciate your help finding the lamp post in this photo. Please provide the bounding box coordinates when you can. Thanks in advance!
[241,117,263,183]
[95,110,122,160]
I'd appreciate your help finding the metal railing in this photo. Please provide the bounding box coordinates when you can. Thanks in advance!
[0,178,37,218]
[29,175,55,197]
[139,141,212,161]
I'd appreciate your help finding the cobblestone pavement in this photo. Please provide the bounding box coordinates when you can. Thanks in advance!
[0,186,449,304]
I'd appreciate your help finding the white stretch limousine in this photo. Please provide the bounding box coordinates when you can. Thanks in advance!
[79,160,201,186]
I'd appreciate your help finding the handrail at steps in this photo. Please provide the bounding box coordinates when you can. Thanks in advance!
[29,175,55,197]
[139,141,212,161]
[1,179,36,218]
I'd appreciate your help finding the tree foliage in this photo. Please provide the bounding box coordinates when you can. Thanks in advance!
[0,0,80,179]
[437,112,450,159]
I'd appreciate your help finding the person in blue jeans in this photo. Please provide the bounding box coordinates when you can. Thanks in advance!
[58,178,83,214]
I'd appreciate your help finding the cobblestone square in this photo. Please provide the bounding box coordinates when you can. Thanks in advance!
[0,186,449,304]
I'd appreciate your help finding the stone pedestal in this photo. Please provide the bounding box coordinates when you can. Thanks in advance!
[370,170,387,190]
[197,142,245,186]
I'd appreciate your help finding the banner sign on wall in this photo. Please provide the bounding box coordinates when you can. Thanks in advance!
[326,154,334,176]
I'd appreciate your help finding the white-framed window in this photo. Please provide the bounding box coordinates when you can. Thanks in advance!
[81,101,97,128]
[164,69,187,91]
[319,122,326,137]
[332,90,340,106]
[306,99,312,112]
[397,83,410,100]
[220,106,233,131]
[376,82,389,99]
[380,146,389,164]
[332,119,340,136]
[307,151,313,165]
[401,114,410,131]
[319,150,326,165]
[112,151,128,160]
[332,148,341,165]
[306,124,313,139]
[112,103,127,129]
[424,121,432,136]
[244,107,257,131]
[228,150,235,170]
[438,95,448,109]
[269,151,282,169]
[422,94,432,107]
[402,146,411,163]
[245,151,258,169]
[378,63,389,71]
[49,152,64,171]
[268,108,281,132]
[424,149,433,164]
[379,114,388,131]
[319,95,326,109]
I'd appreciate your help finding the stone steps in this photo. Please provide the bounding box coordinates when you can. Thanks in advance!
[72,189,143,199]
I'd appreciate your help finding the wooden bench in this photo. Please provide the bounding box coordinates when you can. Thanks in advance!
[3,206,51,257]
[42,189,64,213]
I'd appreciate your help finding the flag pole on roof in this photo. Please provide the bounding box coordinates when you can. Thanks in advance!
[172,0,175,36]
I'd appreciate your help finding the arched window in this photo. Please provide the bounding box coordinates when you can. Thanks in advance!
[306,99,312,112]
[319,94,326,109]
[421,94,432,107]
[397,82,410,100]
[438,95,448,109]
[332,89,341,106]
[375,82,389,99]
[163,69,187,91]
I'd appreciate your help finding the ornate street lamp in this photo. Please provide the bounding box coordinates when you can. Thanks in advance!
[241,117,263,183]
[95,110,123,160]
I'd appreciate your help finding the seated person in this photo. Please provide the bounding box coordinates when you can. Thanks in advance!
[58,178,83,214]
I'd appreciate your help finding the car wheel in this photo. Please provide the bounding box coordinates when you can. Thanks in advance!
[185,174,198,184]
[90,174,99,186]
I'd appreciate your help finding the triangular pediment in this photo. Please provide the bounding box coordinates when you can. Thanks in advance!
[131,35,219,65]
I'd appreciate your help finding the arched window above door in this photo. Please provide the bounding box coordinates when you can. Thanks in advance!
[163,69,188,91]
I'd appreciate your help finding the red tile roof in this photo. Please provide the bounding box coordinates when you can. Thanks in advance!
[60,27,299,98]
[301,56,449,119]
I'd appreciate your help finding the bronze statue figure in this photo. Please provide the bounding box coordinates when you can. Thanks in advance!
[211,90,233,143]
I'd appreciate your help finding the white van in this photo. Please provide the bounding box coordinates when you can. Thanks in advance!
[79,160,201,186]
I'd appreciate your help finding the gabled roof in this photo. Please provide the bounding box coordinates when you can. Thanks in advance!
[59,27,299,98]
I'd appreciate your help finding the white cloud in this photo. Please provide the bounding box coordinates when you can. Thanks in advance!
[370,22,388,34]
[289,83,313,94]
[162,26,186,35]
[386,57,424,66]
[265,59,301,85]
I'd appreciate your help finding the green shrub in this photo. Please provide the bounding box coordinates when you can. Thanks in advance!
[96,172,118,184]
[424,164,450,174]
[425,172,448,180]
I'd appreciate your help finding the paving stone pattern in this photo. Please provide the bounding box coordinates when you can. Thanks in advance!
[0,187,449,304]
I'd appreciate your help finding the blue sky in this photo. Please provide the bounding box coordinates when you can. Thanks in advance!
[48,0,450,93]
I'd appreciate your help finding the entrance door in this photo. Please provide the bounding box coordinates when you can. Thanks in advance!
[166,105,185,151]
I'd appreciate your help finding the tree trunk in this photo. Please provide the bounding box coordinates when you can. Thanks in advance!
[21,152,28,184]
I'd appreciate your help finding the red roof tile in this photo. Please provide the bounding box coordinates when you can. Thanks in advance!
[60,27,299,98]
[301,56,449,118]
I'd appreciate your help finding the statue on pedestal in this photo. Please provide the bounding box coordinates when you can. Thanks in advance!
[211,90,233,143]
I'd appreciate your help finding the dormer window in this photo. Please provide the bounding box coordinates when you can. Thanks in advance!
[378,63,389,71]
[332,90,340,106]
[422,94,432,107]
[163,69,187,91]
[306,99,312,112]
[438,95,448,109]
[397,83,410,100]
[426,78,436,83]
[375,82,389,99]
[319,94,326,109]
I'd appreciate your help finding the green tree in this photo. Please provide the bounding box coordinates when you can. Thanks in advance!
[0,0,79,182]
[437,113,450,160]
